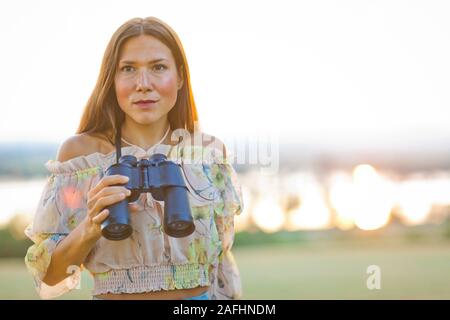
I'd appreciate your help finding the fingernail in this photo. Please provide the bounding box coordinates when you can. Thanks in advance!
[126,190,131,196]
[123,176,129,181]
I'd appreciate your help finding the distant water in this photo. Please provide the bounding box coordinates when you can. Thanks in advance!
[0,179,47,226]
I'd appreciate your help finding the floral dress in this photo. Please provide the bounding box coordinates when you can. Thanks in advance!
[24,141,243,299]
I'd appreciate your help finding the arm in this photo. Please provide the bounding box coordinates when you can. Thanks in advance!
[209,138,244,299]
[41,219,99,286]
[37,136,131,286]
[213,164,243,299]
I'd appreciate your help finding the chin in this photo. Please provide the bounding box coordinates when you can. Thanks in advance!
[132,113,166,125]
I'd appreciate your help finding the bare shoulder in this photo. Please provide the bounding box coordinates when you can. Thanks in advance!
[56,133,110,162]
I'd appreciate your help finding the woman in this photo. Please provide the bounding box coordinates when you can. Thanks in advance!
[24,17,243,300]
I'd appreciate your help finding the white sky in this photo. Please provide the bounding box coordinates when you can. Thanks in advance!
[1,0,450,150]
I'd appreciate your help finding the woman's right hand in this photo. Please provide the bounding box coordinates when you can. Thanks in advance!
[82,175,139,242]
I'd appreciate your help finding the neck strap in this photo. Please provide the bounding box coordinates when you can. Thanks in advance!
[115,124,171,164]
[121,126,170,150]
[115,124,122,164]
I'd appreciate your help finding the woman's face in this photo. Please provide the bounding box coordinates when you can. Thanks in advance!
[114,35,183,125]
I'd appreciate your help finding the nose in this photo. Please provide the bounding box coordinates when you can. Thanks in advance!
[136,69,153,92]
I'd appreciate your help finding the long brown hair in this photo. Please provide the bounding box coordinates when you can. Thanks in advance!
[76,17,199,144]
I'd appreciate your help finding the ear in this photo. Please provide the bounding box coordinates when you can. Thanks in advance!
[177,65,184,90]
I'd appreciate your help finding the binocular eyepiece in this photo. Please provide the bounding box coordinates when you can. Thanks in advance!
[101,153,195,240]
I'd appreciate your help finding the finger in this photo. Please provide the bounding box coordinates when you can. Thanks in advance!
[88,175,129,199]
[92,209,109,225]
[87,186,131,210]
[91,193,127,218]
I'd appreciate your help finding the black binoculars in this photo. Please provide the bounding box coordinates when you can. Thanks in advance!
[101,153,195,240]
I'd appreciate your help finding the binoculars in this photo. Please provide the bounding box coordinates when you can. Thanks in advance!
[101,153,195,240]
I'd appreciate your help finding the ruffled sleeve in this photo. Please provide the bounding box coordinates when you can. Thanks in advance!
[24,158,104,299]
[208,147,244,300]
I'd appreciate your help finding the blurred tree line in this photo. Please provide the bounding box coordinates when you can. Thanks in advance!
[0,142,57,178]
[0,214,33,258]
[1,213,450,258]
[1,142,450,258]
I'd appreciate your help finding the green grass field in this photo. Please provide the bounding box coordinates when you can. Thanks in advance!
[1,239,449,299]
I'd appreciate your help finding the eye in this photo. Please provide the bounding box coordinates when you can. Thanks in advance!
[121,65,135,72]
[153,64,167,72]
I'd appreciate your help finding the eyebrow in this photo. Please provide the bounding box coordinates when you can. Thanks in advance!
[119,58,167,65]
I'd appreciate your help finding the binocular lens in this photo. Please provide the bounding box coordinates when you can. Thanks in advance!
[172,221,189,231]
[166,220,195,238]
[112,224,126,232]
[102,223,132,241]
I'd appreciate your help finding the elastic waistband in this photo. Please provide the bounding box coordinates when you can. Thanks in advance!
[92,264,210,295]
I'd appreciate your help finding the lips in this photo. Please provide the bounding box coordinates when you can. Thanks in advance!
[133,99,159,109]
[134,99,158,104]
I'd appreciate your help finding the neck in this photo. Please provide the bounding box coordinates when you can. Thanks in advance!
[121,116,172,150]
